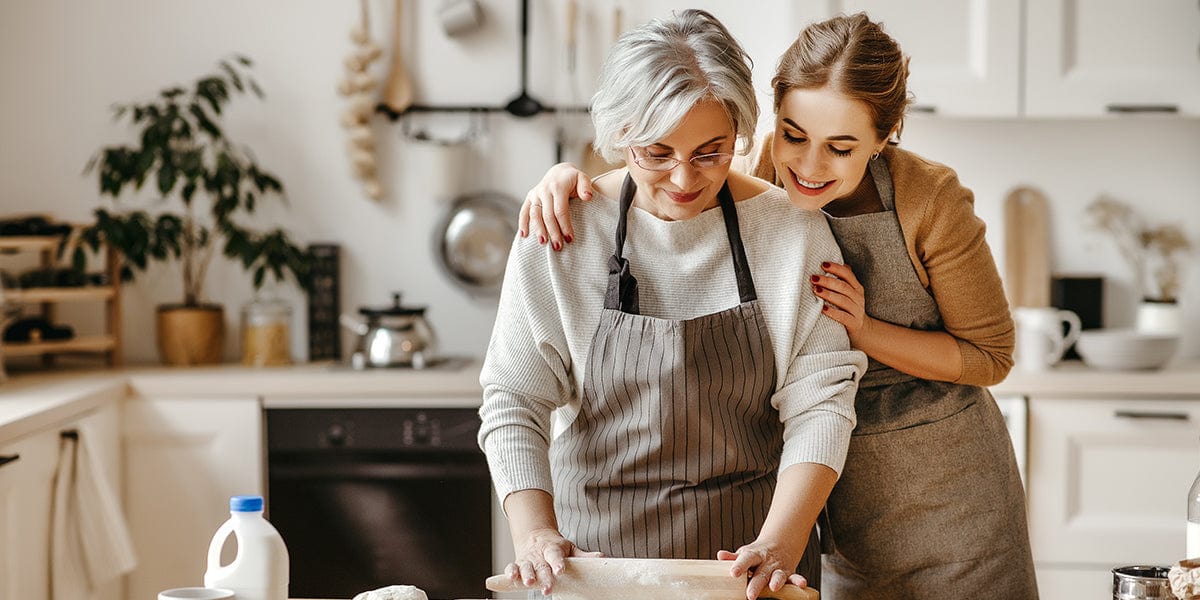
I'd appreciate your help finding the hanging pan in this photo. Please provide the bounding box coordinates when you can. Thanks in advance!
[434,191,520,297]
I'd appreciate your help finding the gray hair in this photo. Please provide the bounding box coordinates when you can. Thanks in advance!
[590,9,757,163]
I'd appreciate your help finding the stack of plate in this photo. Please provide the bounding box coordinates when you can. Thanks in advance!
[1075,328,1179,370]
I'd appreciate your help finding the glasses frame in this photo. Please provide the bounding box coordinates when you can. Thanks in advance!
[630,149,735,172]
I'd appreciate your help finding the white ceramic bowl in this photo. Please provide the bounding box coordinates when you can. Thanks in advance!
[1075,328,1179,371]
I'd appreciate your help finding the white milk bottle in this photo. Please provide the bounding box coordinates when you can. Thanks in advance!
[204,495,289,600]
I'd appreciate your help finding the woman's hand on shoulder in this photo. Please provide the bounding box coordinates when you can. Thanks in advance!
[520,162,595,251]
[812,261,873,344]
[505,527,602,594]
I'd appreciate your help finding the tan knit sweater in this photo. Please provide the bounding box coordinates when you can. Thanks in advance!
[749,138,1014,386]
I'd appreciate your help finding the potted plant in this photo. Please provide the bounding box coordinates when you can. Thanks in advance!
[78,56,312,365]
[1086,195,1193,335]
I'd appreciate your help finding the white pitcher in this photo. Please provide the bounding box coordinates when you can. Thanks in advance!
[1013,307,1082,372]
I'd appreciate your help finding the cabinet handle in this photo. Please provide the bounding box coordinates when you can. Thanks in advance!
[1114,410,1190,421]
[1106,104,1179,114]
[0,454,19,468]
[910,104,936,114]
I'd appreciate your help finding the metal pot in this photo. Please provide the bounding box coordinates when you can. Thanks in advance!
[340,293,438,369]
[1113,566,1179,600]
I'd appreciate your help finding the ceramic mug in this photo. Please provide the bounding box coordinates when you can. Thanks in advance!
[158,588,234,600]
[1013,307,1082,372]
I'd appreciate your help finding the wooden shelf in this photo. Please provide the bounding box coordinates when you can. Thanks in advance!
[0,335,116,358]
[0,220,121,366]
[8,286,115,303]
[0,236,61,252]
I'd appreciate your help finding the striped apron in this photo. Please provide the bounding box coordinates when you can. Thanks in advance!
[819,157,1037,599]
[550,175,821,585]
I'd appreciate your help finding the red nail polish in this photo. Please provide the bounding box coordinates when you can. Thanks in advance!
[810,274,820,283]
[565,234,573,243]
[552,241,561,251]
[821,261,831,269]
[814,285,823,293]
[539,235,546,244]
[519,230,527,238]
[821,304,830,311]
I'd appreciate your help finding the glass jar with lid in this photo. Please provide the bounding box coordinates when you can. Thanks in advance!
[240,296,292,367]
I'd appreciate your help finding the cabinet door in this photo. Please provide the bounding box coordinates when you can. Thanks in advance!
[0,431,57,600]
[1025,0,1200,116]
[122,396,263,600]
[1028,397,1200,567]
[832,0,1021,116]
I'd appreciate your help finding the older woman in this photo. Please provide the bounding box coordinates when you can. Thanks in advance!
[478,9,864,600]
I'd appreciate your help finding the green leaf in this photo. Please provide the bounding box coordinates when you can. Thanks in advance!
[156,162,177,196]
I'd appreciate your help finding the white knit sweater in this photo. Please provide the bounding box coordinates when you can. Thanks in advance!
[478,182,865,501]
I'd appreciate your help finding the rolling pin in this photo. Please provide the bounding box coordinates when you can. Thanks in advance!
[486,557,818,600]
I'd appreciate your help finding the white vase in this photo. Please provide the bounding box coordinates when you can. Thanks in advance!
[1136,300,1182,336]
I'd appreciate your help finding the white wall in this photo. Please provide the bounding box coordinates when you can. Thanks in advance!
[2,0,1198,365]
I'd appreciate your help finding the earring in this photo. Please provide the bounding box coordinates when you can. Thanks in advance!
[871,151,880,161]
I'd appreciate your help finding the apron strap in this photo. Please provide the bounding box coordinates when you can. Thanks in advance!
[604,173,757,312]
[604,175,641,312]
[716,182,757,303]
[867,153,895,211]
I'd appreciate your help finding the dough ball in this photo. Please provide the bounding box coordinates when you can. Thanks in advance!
[352,584,429,600]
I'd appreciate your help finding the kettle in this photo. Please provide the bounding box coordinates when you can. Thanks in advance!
[340,293,438,368]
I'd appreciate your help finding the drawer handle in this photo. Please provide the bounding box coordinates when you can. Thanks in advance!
[1114,410,1190,421]
[1106,104,1179,114]
[0,454,19,468]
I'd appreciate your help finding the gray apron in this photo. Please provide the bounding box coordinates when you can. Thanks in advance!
[819,158,1037,599]
[550,175,821,585]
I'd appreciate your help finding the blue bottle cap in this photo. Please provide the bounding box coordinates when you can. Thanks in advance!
[230,495,264,512]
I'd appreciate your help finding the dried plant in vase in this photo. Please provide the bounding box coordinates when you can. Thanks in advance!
[1086,195,1194,303]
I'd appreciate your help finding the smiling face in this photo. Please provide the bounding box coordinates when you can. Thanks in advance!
[771,86,890,211]
[625,99,736,222]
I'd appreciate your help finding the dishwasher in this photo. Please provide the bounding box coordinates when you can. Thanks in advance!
[265,405,494,599]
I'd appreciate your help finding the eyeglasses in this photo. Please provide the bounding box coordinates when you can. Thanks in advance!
[632,150,734,172]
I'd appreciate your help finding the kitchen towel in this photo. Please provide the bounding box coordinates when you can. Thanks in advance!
[50,429,137,600]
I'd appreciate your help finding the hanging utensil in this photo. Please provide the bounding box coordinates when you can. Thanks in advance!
[381,0,415,115]
[435,191,520,297]
[504,0,545,118]
[580,0,625,176]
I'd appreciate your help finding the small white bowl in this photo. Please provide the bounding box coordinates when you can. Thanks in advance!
[1076,328,1179,371]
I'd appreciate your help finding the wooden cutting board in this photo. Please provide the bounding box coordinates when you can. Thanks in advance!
[1004,186,1052,308]
[486,557,819,600]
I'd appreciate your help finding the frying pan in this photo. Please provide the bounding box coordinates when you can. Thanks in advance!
[434,191,520,297]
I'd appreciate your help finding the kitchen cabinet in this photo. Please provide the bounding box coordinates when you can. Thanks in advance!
[1027,396,1200,600]
[0,422,58,600]
[0,402,121,600]
[0,233,122,365]
[830,0,1021,116]
[122,395,263,600]
[835,0,1200,117]
[1025,0,1200,117]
